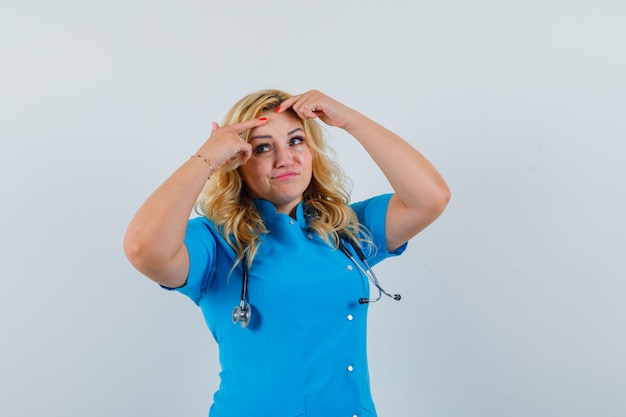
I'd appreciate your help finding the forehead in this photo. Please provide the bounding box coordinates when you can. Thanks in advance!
[249,111,303,138]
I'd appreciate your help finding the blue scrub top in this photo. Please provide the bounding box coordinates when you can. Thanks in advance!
[170,193,406,417]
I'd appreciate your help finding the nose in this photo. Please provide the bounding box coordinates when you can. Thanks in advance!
[273,144,295,168]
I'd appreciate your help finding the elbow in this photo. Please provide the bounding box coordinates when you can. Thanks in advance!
[429,182,451,218]
[123,234,148,271]
[123,231,186,288]
[440,183,452,210]
[123,231,162,274]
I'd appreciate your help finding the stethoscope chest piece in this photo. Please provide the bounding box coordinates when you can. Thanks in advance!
[233,251,252,328]
[232,303,251,328]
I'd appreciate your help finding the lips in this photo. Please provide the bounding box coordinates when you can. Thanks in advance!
[274,171,298,180]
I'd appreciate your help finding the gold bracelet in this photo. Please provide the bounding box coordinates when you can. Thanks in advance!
[190,154,217,178]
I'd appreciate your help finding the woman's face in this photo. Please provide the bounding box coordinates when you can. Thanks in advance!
[239,111,313,216]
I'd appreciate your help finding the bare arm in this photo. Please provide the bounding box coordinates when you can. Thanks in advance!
[123,118,267,287]
[278,90,450,251]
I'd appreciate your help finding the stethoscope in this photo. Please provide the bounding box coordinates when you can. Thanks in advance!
[232,238,401,328]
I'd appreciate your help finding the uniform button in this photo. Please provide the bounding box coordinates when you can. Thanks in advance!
[289,220,295,225]
[353,415,358,417]
[347,365,354,372]
[346,265,353,271]
[347,314,353,321]
[307,233,313,239]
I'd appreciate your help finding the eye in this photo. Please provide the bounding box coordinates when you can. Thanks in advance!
[253,143,272,154]
[289,136,305,146]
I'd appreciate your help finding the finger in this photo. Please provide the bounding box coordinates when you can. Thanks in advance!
[281,98,317,120]
[224,141,252,166]
[294,101,319,119]
[307,106,320,118]
[275,94,302,113]
[230,117,268,134]
[239,144,253,165]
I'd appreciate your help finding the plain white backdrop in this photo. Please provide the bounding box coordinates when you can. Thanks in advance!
[1,1,625,416]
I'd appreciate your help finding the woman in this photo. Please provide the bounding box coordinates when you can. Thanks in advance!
[124,89,450,417]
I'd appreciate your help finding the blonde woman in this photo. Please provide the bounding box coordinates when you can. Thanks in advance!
[124,89,450,417]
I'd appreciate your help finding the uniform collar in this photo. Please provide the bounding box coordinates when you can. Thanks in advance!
[252,199,307,228]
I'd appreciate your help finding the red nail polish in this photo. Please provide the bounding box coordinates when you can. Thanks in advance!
[259,117,267,121]
[274,107,281,113]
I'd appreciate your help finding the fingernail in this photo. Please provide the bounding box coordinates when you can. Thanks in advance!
[274,107,281,113]
[259,117,267,121]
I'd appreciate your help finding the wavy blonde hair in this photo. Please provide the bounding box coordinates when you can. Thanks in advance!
[195,89,367,268]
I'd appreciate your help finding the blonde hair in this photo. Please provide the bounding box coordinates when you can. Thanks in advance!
[195,89,367,267]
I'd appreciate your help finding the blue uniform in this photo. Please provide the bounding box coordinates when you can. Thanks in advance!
[169,193,406,417]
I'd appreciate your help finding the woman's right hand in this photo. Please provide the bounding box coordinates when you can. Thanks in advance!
[123,116,267,288]
[195,118,268,169]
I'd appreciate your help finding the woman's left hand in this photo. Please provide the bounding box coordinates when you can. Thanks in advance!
[280,89,450,251]
[276,90,357,130]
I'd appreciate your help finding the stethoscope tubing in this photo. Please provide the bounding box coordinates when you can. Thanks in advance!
[338,240,401,303]
[232,238,400,328]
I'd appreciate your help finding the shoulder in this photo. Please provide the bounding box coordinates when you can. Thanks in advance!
[349,193,393,218]
[187,215,214,231]
[186,216,217,243]
[185,216,236,258]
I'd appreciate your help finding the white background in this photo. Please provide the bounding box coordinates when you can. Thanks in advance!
[1,1,625,416]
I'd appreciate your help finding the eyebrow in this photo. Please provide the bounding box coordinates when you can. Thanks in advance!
[249,127,304,141]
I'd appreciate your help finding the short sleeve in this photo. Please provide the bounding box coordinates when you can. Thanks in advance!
[350,193,408,266]
[162,216,218,305]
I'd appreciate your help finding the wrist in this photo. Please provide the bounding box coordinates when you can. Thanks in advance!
[342,110,373,135]
[190,154,219,179]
